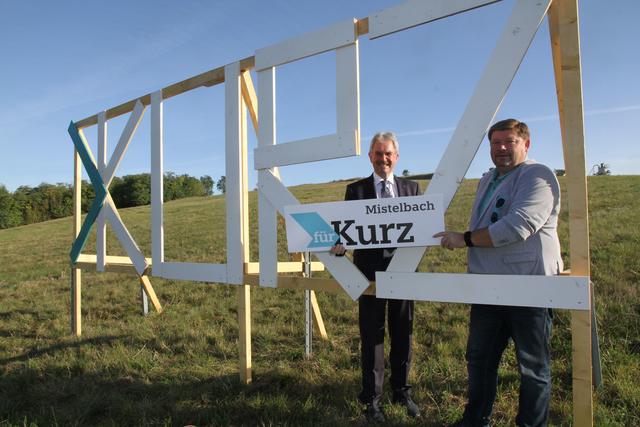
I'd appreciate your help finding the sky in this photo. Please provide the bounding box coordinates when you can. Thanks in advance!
[1,0,639,193]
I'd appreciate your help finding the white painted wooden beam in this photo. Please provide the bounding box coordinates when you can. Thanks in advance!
[336,42,360,139]
[225,62,244,284]
[102,100,146,186]
[257,68,278,287]
[368,0,500,39]
[254,130,358,169]
[255,18,357,71]
[257,169,298,213]
[161,262,228,283]
[96,111,107,272]
[376,272,590,310]
[103,198,148,276]
[151,90,164,277]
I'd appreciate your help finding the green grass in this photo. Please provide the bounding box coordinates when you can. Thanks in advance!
[0,176,638,426]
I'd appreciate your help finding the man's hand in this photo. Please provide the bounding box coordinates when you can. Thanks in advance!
[433,231,466,250]
[329,242,346,257]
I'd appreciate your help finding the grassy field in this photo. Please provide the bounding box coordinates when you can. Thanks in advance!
[0,175,638,426]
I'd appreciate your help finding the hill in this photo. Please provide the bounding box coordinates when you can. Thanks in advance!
[0,176,638,426]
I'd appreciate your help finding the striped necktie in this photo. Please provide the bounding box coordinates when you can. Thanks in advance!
[380,180,392,198]
[380,180,395,258]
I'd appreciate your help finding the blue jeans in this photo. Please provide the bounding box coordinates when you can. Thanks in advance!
[462,304,553,427]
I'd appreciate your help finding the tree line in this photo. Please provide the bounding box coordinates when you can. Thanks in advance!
[0,173,225,230]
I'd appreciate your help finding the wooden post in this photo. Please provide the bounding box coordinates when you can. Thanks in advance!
[138,275,163,313]
[297,252,328,341]
[549,1,593,425]
[71,147,82,336]
[310,291,328,339]
[238,73,252,384]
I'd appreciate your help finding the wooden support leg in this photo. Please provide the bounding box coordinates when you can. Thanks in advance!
[72,147,82,336]
[571,309,593,426]
[310,291,328,339]
[138,275,162,313]
[549,1,593,424]
[238,284,252,384]
[71,266,82,336]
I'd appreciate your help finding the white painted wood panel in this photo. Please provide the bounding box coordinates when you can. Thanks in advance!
[258,172,278,288]
[376,272,590,310]
[254,130,358,169]
[257,68,278,287]
[151,90,164,277]
[336,42,360,138]
[368,0,500,39]
[258,169,298,213]
[314,252,371,300]
[96,111,107,272]
[225,62,244,284]
[103,200,148,275]
[387,0,552,273]
[103,100,146,186]
[255,18,357,71]
[161,262,228,283]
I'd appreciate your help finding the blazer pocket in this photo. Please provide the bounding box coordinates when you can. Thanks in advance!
[503,252,537,264]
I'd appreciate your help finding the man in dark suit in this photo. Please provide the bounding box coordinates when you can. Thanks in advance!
[331,132,420,422]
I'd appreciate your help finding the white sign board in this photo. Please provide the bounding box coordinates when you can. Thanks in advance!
[284,194,444,253]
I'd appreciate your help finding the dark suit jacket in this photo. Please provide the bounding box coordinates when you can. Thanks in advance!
[345,174,420,281]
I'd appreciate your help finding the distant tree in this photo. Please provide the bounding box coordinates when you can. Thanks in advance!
[81,179,96,212]
[216,175,226,194]
[181,175,205,197]
[111,174,151,208]
[200,175,214,196]
[402,169,410,177]
[0,185,22,229]
[554,169,566,176]
[0,171,213,229]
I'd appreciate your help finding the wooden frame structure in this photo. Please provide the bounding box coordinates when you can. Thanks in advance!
[69,0,593,423]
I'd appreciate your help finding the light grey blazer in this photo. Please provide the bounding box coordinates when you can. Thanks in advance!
[467,160,563,276]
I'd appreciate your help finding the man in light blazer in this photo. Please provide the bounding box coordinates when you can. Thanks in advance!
[435,119,563,427]
[331,132,421,423]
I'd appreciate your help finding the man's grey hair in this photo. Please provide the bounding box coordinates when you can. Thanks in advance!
[369,132,399,154]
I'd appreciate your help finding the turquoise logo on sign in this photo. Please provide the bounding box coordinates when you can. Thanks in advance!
[290,212,338,248]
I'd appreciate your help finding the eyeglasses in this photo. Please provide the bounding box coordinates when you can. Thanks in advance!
[490,197,506,223]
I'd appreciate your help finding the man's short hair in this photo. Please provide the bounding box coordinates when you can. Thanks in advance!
[488,119,530,141]
[369,131,399,154]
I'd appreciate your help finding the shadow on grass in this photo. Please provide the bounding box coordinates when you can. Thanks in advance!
[0,334,127,365]
[1,356,422,426]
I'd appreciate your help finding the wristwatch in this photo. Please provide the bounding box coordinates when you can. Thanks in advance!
[464,231,474,247]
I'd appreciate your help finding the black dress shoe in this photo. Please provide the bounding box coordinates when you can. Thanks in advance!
[447,418,490,427]
[364,403,386,423]
[392,394,421,418]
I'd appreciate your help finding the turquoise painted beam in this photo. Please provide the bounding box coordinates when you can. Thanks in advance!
[68,121,109,263]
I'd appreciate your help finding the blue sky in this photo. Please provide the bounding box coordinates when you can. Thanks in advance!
[1,0,638,192]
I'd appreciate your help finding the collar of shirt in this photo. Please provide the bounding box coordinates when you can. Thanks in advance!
[477,167,516,216]
[373,172,396,198]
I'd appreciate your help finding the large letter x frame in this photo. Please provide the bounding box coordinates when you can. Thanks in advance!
[68,101,148,275]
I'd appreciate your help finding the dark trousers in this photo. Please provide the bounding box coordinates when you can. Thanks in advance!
[463,304,553,427]
[358,295,414,405]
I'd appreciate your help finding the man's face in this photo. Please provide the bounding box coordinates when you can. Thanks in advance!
[490,129,530,175]
[369,138,398,179]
